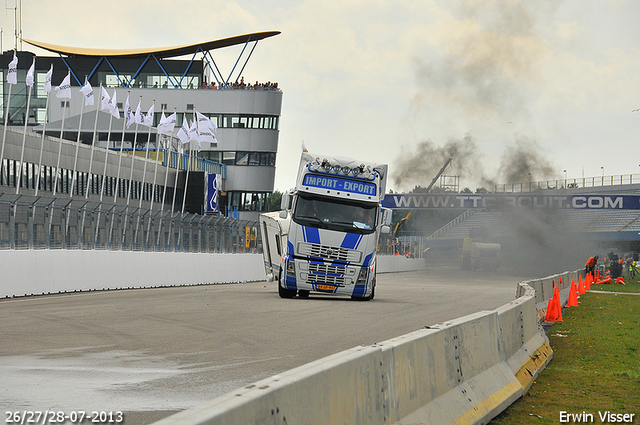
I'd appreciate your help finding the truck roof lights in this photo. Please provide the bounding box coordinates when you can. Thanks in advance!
[308,157,377,180]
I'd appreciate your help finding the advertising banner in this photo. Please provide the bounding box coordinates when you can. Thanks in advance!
[206,173,221,212]
[382,193,640,210]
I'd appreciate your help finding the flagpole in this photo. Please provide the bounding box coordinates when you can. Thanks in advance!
[125,107,141,250]
[95,108,112,249]
[157,131,173,248]
[126,97,143,207]
[99,101,115,201]
[176,141,192,249]
[149,105,163,213]
[138,100,155,211]
[85,82,103,199]
[0,80,13,184]
[134,100,154,249]
[146,106,166,249]
[161,107,178,213]
[52,71,71,196]
[70,76,89,198]
[141,102,158,249]
[15,71,34,194]
[114,92,130,204]
[171,134,182,212]
[181,142,192,214]
[109,92,130,249]
[34,67,53,196]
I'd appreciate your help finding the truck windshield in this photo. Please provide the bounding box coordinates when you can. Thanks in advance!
[292,193,377,234]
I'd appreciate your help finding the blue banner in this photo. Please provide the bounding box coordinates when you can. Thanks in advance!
[206,174,220,212]
[303,174,376,196]
[383,193,640,210]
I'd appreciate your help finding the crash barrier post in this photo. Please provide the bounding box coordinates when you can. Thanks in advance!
[153,282,551,425]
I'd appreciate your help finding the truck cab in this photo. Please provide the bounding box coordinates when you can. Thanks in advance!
[259,151,391,300]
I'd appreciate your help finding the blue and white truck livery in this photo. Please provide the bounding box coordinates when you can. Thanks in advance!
[259,150,391,300]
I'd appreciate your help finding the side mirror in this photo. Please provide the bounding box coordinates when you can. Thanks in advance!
[279,210,288,219]
[280,192,291,210]
[380,225,390,234]
[382,208,393,226]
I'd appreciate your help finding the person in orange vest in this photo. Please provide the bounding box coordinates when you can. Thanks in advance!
[585,255,598,275]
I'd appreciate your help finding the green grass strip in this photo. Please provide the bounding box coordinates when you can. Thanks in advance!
[492,277,640,424]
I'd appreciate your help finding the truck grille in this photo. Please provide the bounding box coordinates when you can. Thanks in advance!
[308,273,345,286]
[297,242,362,263]
[309,262,346,276]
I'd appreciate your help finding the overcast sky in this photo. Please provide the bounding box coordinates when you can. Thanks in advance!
[3,0,640,192]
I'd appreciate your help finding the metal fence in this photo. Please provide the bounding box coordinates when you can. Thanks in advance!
[0,192,260,253]
[493,173,640,193]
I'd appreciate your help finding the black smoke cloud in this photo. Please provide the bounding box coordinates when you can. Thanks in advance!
[396,1,564,191]
[497,136,557,184]
[392,135,558,191]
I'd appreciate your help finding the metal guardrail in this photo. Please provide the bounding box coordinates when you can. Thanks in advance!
[0,193,259,253]
[493,174,640,193]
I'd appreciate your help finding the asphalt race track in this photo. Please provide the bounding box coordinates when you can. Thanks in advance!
[0,265,534,424]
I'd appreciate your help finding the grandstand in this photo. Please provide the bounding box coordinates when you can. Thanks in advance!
[384,179,640,272]
[427,208,640,241]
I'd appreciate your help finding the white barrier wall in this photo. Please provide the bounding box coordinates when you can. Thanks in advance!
[1,251,267,298]
[377,256,425,273]
[153,282,552,425]
[1,251,425,298]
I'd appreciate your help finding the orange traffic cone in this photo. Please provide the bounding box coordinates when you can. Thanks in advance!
[545,285,563,322]
[601,276,611,284]
[586,273,593,289]
[579,276,586,295]
[616,276,626,285]
[567,281,579,307]
[554,285,563,321]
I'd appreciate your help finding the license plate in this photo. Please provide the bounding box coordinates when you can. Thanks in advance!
[316,284,334,291]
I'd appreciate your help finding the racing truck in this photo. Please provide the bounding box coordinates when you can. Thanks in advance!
[259,150,392,300]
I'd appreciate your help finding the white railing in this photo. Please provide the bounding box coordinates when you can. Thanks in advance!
[494,174,640,193]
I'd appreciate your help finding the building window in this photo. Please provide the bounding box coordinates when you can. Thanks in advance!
[225,191,272,212]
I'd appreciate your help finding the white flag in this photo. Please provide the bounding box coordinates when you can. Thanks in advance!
[188,119,198,142]
[6,51,18,85]
[157,111,167,130]
[124,95,134,128]
[143,104,155,126]
[196,111,217,132]
[100,86,113,111]
[110,90,120,119]
[157,111,176,134]
[80,79,95,106]
[43,64,53,93]
[55,72,72,99]
[25,58,35,87]
[198,127,217,145]
[134,101,143,124]
[177,118,190,144]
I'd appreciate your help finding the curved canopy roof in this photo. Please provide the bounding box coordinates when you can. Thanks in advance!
[21,31,280,59]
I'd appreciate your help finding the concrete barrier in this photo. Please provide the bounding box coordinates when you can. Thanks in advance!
[1,251,266,298]
[377,255,425,273]
[516,270,581,310]
[1,251,425,298]
[153,282,551,425]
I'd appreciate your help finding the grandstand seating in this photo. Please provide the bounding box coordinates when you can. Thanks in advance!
[427,209,640,241]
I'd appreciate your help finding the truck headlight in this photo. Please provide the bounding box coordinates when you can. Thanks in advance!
[356,268,368,285]
[287,260,296,277]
